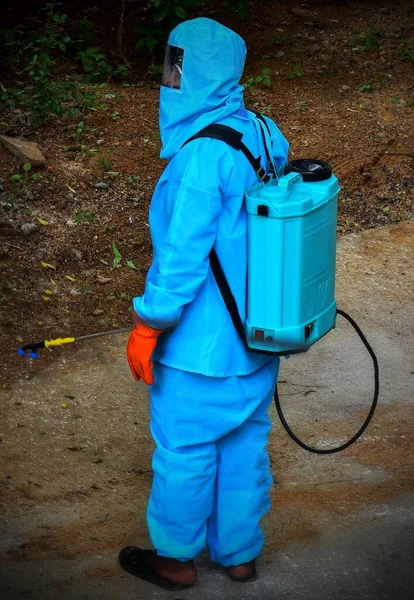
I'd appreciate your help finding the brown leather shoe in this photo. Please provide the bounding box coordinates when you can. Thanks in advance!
[225,560,257,582]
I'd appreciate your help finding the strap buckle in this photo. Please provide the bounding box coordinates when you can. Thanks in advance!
[256,166,269,182]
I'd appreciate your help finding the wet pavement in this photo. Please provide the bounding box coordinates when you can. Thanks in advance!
[1,221,413,599]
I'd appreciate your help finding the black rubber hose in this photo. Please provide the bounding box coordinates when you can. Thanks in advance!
[274,309,380,454]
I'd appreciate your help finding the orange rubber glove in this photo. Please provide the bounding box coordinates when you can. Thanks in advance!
[126,314,165,385]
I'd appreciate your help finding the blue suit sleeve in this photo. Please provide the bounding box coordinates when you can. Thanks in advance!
[133,140,231,329]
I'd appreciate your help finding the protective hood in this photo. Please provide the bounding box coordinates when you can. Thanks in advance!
[159,17,246,159]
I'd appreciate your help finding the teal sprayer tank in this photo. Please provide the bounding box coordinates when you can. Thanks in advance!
[245,159,340,354]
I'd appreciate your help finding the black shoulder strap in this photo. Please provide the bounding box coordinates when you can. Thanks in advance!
[209,248,249,349]
[248,108,272,136]
[182,124,269,183]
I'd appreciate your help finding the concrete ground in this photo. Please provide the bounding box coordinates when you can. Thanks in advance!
[1,221,413,600]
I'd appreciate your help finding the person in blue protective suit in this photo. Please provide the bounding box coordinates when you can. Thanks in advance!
[119,17,289,591]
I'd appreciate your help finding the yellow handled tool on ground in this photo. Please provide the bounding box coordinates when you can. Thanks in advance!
[16,328,131,358]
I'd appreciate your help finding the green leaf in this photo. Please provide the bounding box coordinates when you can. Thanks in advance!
[23,162,32,172]
[11,174,22,182]
[175,6,187,19]
[262,67,271,75]
[112,242,122,267]
[126,260,138,270]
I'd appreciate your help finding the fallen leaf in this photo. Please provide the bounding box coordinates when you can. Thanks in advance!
[50,279,57,285]
[97,276,111,284]
[37,218,49,225]
[42,295,50,301]
[65,275,76,282]
[66,184,76,193]
[41,262,56,270]
[43,289,53,295]
[61,403,68,409]
[126,260,138,270]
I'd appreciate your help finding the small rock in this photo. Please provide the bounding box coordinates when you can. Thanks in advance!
[72,249,83,260]
[0,135,46,167]
[291,8,315,19]
[362,172,372,179]
[275,51,285,58]
[21,222,38,234]
[96,139,105,145]
[93,309,104,316]
[66,219,77,227]
[341,85,350,91]
[94,182,110,190]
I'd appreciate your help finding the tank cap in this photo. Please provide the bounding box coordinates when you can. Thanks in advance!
[284,159,332,182]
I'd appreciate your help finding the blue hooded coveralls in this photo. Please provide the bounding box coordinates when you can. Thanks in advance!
[133,18,289,566]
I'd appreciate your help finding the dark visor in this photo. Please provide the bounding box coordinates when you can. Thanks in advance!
[161,45,184,89]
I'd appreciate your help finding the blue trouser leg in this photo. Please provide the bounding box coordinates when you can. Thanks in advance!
[207,384,275,566]
[147,360,278,562]
[148,422,217,561]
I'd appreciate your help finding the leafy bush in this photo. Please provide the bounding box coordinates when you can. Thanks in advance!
[244,68,272,89]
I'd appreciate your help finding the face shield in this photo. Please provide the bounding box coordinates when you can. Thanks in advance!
[161,44,184,89]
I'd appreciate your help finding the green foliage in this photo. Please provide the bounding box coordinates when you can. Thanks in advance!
[74,211,95,224]
[74,121,84,144]
[147,63,164,81]
[1,79,107,126]
[99,156,114,172]
[77,47,112,79]
[399,48,414,63]
[150,0,204,24]
[223,0,249,20]
[293,100,308,112]
[135,0,250,55]
[358,82,374,93]
[244,68,272,89]
[113,64,130,80]
[127,175,139,185]
[112,242,122,267]
[288,64,303,79]
[0,4,120,126]
[350,25,384,51]
[9,162,42,195]
[135,26,167,53]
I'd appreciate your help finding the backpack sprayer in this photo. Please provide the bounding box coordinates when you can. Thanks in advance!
[17,115,379,455]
